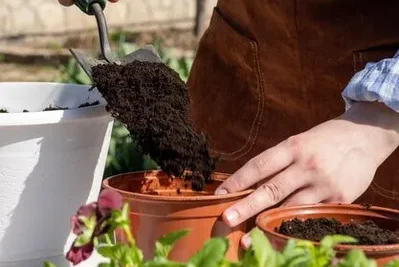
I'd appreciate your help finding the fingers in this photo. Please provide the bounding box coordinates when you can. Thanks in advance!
[58,0,119,6]
[221,164,309,227]
[215,141,294,195]
[58,0,74,6]
[241,233,252,249]
[280,186,325,207]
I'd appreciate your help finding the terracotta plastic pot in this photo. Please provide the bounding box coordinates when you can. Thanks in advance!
[102,170,253,261]
[256,203,399,266]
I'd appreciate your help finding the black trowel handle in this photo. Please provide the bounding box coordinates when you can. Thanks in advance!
[74,0,116,63]
[75,0,106,15]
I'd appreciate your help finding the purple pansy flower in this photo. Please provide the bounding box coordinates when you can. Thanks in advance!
[66,189,123,265]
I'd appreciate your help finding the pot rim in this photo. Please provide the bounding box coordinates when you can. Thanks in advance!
[102,170,254,202]
[256,203,399,253]
[0,82,110,126]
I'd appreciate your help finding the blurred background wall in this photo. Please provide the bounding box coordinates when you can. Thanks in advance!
[1,0,201,36]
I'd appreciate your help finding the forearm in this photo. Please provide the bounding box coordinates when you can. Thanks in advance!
[340,102,399,166]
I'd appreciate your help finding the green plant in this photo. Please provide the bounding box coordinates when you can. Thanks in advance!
[57,34,194,176]
[44,190,399,267]
[104,120,158,177]
[56,58,91,85]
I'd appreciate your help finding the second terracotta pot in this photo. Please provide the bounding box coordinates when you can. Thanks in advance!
[256,203,399,266]
[102,170,253,262]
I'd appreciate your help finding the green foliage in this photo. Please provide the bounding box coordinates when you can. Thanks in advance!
[188,237,229,267]
[104,120,158,178]
[45,213,398,267]
[57,32,194,177]
[56,58,91,85]
[155,230,190,258]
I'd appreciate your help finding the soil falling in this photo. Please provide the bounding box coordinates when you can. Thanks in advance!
[277,218,399,245]
[91,61,215,190]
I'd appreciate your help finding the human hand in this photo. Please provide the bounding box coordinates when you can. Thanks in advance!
[58,0,119,6]
[215,102,399,248]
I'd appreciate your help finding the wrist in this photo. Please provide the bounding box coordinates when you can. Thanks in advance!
[339,102,399,166]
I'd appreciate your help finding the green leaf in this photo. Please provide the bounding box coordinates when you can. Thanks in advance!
[122,246,144,266]
[99,260,119,267]
[242,250,257,267]
[223,262,243,267]
[384,260,399,267]
[97,244,143,265]
[188,237,229,267]
[336,249,377,267]
[320,235,357,249]
[144,261,186,267]
[315,235,357,267]
[74,216,96,247]
[155,230,190,258]
[43,261,57,267]
[97,244,127,259]
[250,227,281,267]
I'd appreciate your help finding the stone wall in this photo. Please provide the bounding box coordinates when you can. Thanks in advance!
[1,0,216,38]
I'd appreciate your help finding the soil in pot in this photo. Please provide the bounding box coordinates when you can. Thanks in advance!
[0,101,100,113]
[77,100,100,108]
[42,101,100,111]
[43,105,69,111]
[92,61,215,191]
[277,217,399,245]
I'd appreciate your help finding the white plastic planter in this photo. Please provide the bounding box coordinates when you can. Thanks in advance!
[0,83,114,267]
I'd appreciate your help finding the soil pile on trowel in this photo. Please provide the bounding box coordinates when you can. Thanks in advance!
[92,61,215,191]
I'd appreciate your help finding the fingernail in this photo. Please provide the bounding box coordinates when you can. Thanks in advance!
[241,234,252,249]
[215,188,228,195]
[225,209,239,224]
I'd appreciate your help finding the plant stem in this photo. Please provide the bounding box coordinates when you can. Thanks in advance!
[105,233,113,245]
[123,225,136,247]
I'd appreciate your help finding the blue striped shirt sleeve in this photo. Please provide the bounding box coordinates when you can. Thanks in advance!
[342,50,399,112]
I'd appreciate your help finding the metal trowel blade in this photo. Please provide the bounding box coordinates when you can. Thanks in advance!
[69,44,164,79]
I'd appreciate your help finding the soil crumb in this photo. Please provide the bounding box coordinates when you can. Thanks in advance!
[78,101,100,108]
[43,105,68,111]
[43,101,99,111]
[91,61,215,191]
[277,218,399,245]
[361,203,372,209]
[0,109,8,113]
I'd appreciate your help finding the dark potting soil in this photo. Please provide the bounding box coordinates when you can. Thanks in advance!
[43,105,68,111]
[0,102,99,113]
[277,218,399,245]
[91,61,215,191]
[0,109,28,113]
[78,101,100,108]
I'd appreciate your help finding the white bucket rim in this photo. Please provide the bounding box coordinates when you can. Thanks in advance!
[0,82,111,126]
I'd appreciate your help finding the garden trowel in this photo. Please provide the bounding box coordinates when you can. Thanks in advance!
[69,0,163,78]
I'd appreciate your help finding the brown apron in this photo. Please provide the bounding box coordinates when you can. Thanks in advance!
[187,0,399,209]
